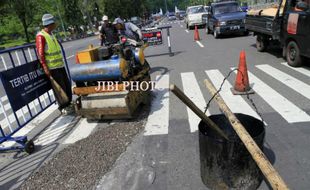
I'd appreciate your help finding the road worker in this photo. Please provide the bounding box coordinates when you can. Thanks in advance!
[36,14,73,114]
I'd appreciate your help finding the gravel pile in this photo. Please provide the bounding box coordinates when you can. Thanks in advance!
[20,106,149,190]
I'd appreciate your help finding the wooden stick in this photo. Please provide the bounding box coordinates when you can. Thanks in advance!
[49,76,69,105]
[170,84,228,140]
[204,79,289,190]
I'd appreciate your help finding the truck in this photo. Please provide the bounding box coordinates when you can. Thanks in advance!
[246,0,310,67]
[206,1,248,38]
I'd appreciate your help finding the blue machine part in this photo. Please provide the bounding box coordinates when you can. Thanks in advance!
[70,56,122,82]
[134,48,145,65]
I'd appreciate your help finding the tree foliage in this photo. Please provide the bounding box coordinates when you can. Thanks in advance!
[1,0,210,45]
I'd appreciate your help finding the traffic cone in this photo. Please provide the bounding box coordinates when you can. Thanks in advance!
[231,50,254,95]
[194,25,200,41]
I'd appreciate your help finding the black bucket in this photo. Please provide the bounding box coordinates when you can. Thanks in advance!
[199,113,265,190]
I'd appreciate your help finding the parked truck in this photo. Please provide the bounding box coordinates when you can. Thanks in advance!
[246,0,310,67]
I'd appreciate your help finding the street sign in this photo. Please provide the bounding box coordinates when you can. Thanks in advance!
[0,60,52,112]
[142,29,163,46]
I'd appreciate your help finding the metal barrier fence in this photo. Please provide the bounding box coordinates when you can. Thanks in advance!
[0,43,69,153]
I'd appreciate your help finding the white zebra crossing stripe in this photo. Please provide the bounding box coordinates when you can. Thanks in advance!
[196,41,204,48]
[181,72,209,133]
[257,64,310,100]
[281,62,310,77]
[63,118,97,144]
[34,115,75,146]
[144,74,169,136]
[206,70,262,120]
[245,70,310,123]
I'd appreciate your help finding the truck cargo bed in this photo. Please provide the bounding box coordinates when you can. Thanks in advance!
[246,15,282,39]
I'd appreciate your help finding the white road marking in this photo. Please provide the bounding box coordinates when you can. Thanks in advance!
[63,118,97,144]
[34,115,75,146]
[257,64,310,100]
[206,70,262,120]
[196,41,204,48]
[281,62,310,77]
[144,74,169,136]
[185,30,189,33]
[181,72,209,133]
[241,70,310,123]
[66,55,74,60]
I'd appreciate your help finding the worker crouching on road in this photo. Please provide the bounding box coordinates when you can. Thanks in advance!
[99,15,118,46]
[113,18,143,41]
[36,14,73,114]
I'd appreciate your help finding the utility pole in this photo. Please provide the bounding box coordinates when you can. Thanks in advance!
[164,0,168,14]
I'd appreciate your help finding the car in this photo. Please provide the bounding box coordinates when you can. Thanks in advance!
[185,5,208,29]
[168,12,176,21]
[206,1,247,38]
[176,10,186,20]
[130,16,143,28]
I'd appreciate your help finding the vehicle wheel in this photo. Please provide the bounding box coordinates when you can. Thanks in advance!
[256,35,268,52]
[286,41,303,67]
[214,30,219,39]
[24,140,35,154]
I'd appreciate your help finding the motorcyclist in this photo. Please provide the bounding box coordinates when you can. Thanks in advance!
[113,18,143,42]
[99,15,118,46]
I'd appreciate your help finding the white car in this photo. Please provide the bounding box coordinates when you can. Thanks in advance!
[185,5,208,29]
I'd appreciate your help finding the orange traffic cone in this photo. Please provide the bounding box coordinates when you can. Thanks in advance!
[231,50,254,95]
[194,25,200,41]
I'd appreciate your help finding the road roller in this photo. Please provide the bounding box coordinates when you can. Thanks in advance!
[70,37,151,119]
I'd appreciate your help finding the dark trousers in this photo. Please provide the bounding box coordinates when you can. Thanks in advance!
[50,67,72,110]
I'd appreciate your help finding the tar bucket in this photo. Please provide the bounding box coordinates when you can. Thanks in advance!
[199,113,265,190]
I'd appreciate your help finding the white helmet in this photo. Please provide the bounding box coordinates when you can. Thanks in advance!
[102,15,108,21]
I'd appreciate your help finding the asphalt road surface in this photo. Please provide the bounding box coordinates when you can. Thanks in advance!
[1,18,310,189]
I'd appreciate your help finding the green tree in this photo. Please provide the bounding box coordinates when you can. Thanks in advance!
[7,0,38,43]
[61,0,84,33]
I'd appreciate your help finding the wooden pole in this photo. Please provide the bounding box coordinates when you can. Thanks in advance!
[49,76,69,105]
[204,79,289,190]
[170,84,228,140]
